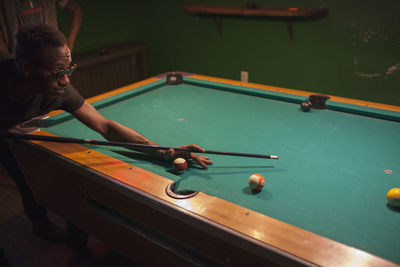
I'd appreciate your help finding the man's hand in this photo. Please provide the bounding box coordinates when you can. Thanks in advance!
[161,144,213,169]
[7,115,49,134]
[8,125,40,134]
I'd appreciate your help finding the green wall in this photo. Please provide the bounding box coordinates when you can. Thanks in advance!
[58,0,400,105]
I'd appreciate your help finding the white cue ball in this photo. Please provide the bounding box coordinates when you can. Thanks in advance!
[173,158,188,172]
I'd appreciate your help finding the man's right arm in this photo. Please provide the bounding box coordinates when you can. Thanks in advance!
[71,101,212,168]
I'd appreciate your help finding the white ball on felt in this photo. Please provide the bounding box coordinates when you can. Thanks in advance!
[173,158,188,172]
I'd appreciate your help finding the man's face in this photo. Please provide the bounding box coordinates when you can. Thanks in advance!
[30,44,73,98]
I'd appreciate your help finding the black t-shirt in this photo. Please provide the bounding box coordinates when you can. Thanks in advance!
[0,57,84,130]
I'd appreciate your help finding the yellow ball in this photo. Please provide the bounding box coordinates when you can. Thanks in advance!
[387,188,400,208]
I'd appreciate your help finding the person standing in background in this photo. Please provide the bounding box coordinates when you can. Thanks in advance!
[0,0,83,55]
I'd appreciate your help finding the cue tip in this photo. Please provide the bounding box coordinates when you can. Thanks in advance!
[270,155,279,159]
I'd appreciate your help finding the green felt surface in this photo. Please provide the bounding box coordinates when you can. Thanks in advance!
[44,77,400,264]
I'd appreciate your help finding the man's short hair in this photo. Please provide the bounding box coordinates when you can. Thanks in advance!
[15,24,67,62]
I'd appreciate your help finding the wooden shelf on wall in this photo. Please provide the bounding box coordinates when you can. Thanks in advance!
[184,5,329,43]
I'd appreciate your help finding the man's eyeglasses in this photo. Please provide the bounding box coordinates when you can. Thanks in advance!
[48,64,77,80]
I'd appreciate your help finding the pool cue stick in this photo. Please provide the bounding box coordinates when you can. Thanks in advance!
[0,132,279,159]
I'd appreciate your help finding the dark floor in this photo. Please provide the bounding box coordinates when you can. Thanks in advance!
[0,164,137,267]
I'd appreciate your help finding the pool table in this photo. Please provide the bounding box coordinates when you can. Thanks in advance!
[10,72,400,266]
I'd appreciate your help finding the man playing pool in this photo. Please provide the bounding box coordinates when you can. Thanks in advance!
[0,24,212,245]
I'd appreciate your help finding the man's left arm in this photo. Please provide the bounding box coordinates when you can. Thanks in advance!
[71,101,212,168]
